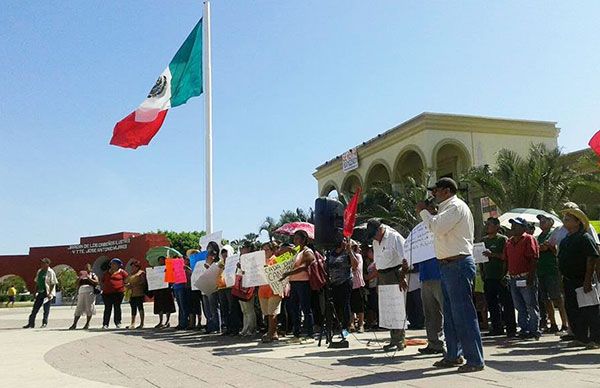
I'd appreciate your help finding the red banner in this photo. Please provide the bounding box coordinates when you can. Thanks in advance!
[343,187,362,238]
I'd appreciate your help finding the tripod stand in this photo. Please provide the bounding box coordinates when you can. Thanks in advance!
[318,284,349,348]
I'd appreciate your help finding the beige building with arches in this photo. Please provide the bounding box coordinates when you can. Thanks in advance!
[313,112,559,198]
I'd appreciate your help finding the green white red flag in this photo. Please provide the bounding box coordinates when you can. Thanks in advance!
[110,20,203,149]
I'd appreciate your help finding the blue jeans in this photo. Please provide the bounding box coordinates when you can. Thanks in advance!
[440,256,484,367]
[28,291,51,327]
[290,281,314,338]
[509,276,540,336]
[202,292,221,333]
[174,287,190,328]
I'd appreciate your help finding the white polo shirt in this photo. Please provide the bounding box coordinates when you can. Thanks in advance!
[373,225,406,270]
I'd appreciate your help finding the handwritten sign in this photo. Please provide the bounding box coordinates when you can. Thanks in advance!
[378,285,407,329]
[146,266,168,291]
[404,222,436,265]
[194,263,220,295]
[473,242,489,264]
[199,231,223,251]
[274,246,300,264]
[190,261,206,291]
[224,254,240,288]
[240,250,268,288]
[264,259,295,296]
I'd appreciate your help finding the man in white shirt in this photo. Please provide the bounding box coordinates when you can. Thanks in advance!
[418,178,484,373]
[366,218,408,352]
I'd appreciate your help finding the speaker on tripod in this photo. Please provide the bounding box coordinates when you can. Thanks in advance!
[314,197,344,250]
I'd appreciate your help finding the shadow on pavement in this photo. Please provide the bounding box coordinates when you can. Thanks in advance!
[311,368,457,386]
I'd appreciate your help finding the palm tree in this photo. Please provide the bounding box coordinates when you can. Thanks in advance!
[463,143,600,213]
[357,177,428,236]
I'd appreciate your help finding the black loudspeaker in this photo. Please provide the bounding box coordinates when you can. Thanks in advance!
[314,197,344,249]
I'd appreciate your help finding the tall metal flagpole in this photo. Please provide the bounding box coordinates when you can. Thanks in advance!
[203,0,213,234]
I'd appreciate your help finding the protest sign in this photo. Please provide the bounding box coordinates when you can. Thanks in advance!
[473,242,489,263]
[164,258,186,284]
[403,222,436,265]
[199,231,223,251]
[264,259,295,295]
[378,284,407,329]
[189,251,208,270]
[146,266,168,291]
[190,261,206,291]
[194,263,220,295]
[223,254,240,288]
[274,247,299,264]
[240,250,268,288]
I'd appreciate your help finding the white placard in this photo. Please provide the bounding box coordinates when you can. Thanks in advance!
[378,285,407,329]
[190,261,206,291]
[223,254,240,288]
[146,266,168,291]
[194,263,221,295]
[576,284,600,307]
[264,259,295,296]
[473,242,489,264]
[199,231,223,251]
[240,251,268,288]
[403,222,436,265]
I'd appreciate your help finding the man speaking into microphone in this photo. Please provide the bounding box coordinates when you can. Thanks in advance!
[418,177,484,373]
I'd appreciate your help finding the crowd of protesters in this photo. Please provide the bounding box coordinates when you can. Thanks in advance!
[20,178,600,374]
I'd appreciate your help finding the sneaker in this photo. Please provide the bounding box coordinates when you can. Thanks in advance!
[357,325,365,333]
[302,337,315,344]
[383,342,405,352]
[40,323,47,328]
[288,336,302,344]
[102,325,109,330]
[341,329,349,339]
[433,356,464,368]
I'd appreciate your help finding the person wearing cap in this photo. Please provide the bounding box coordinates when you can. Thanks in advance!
[23,258,58,329]
[536,214,569,334]
[101,258,128,329]
[558,207,600,349]
[365,217,408,352]
[417,177,484,373]
[481,217,516,337]
[504,217,541,340]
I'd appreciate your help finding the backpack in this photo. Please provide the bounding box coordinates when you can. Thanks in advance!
[307,249,327,291]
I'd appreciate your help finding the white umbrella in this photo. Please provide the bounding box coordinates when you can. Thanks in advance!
[498,208,562,236]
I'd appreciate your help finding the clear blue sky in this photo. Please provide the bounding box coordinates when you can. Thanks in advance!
[2,1,599,254]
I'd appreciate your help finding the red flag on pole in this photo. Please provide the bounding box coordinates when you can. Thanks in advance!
[343,187,362,238]
[589,130,600,158]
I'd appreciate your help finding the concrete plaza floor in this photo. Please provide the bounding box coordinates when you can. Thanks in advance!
[1,304,598,387]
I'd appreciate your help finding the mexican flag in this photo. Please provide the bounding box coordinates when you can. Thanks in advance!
[110,19,203,149]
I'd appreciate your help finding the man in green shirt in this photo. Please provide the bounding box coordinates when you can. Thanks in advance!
[536,214,569,333]
[481,217,516,337]
[23,258,57,329]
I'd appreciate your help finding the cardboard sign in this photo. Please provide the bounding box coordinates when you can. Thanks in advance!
[473,242,489,264]
[146,266,169,291]
[264,259,295,296]
[199,231,223,251]
[403,222,436,265]
[223,254,240,288]
[194,263,220,295]
[378,285,407,329]
[240,250,268,288]
[274,247,299,263]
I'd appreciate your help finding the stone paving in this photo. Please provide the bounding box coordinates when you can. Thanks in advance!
[1,304,599,387]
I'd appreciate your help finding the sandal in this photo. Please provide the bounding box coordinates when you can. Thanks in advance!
[457,364,484,373]
[433,357,464,368]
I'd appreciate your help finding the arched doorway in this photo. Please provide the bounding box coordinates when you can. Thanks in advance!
[0,275,29,301]
[52,264,78,303]
[341,174,362,197]
[394,149,426,185]
[365,162,391,190]
[320,181,340,200]
[434,142,471,180]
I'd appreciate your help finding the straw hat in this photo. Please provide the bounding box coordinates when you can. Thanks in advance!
[561,208,590,231]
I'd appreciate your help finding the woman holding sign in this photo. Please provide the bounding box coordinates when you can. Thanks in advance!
[125,260,147,329]
[153,257,176,329]
[259,242,282,342]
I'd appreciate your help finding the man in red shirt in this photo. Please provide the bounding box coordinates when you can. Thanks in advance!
[503,217,540,339]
